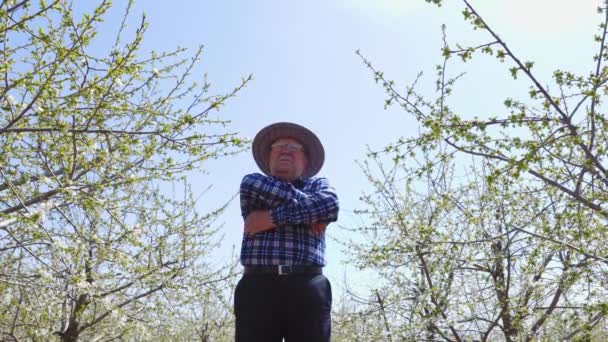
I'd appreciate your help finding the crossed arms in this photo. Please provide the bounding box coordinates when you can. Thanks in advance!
[239,173,339,235]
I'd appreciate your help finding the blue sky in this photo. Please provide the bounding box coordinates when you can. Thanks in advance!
[101,0,603,295]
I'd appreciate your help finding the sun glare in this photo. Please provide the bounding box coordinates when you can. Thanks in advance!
[496,0,599,33]
[340,0,600,31]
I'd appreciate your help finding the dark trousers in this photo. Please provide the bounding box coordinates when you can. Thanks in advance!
[234,273,332,342]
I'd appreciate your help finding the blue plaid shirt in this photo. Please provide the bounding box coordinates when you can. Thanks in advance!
[239,173,339,266]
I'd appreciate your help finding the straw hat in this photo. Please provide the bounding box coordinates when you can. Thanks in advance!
[252,122,325,178]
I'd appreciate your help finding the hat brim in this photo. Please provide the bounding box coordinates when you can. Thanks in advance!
[252,122,325,178]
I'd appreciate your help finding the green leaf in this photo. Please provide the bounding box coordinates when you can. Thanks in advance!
[509,67,519,79]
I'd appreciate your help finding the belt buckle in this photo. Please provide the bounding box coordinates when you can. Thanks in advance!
[278,265,291,275]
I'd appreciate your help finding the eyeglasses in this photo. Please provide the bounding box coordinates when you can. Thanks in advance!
[270,142,304,153]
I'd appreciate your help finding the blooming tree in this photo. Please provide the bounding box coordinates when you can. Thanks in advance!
[346,0,608,340]
[0,0,249,340]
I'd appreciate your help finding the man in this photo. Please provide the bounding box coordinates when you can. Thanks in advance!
[234,122,339,342]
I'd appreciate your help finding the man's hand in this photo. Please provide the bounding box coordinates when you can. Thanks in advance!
[244,210,275,235]
[311,222,328,236]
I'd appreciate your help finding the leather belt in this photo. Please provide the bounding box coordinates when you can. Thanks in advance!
[244,265,323,276]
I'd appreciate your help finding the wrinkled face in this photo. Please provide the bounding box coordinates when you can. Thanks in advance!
[268,138,308,182]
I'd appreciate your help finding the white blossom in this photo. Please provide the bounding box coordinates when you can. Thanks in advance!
[40,176,54,186]
[52,238,66,250]
[39,268,52,281]
[132,224,143,236]
[34,105,44,113]
[84,142,100,154]
[109,309,120,320]
[6,94,16,106]
[2,288,12,305]
[39,200,54,214]
[152,68,160,77]
[64,187,77,198]
[117,313,127,326]
[34,200,54,223]
[100,296,111,309]
[75,279,89,291]
[114,78,124,87]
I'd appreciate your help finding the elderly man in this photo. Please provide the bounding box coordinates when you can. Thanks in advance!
[234,122,339,342]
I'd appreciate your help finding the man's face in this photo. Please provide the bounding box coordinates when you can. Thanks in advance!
[268,138,308,182]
